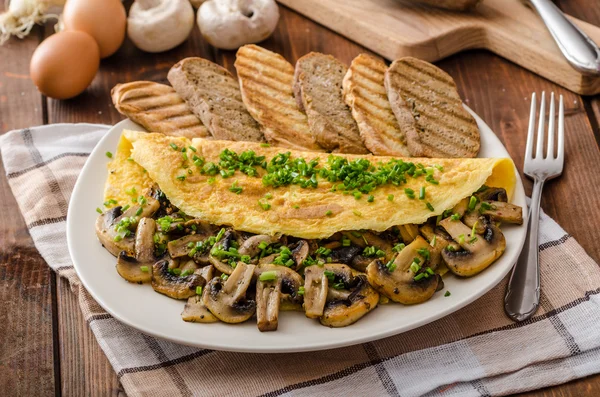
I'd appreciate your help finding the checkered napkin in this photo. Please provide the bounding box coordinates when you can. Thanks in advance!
[3,124,600,397]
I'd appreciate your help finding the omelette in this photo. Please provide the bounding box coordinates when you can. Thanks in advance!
[119,130,515,239]
[97,129,522,331]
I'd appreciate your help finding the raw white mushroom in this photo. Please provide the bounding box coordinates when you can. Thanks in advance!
[197,0,279,50]
[127,0,195,53]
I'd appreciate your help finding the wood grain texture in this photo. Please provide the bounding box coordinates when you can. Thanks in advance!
[277,0,600,95]
[0,27,54,397]
[57,278,125,397]
[1,2,600,396]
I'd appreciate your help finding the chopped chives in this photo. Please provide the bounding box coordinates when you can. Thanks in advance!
[264,193,273,199]
[105,151,113,158]
[135,207,143,216]
[444,290,451,297]
[113,235,123,242]
[404,188,415,199]
[260,143,271,147]
[458,234,465,244]
[182,152,188,161]
[229,181,243,194]
[96,207,102,214]
[386,260,397,272]
[169,143,178,150]
[353,210,362,216]
[259,271,277,281]
[258,200,271,210]
[122,204,130,212]
[426,202,434,211]
[298,286,305,296]
[221,274,229,281]
[479,201,492,213]
[176,175,186,181]
[410,262,420,273]
[388,194,394,201]
[367,195,374,203]
[127,157,134,162]
[450,213,461,221]
[430,235,437,247]
[419,186,426,200]
[140,265,149,272]
[196,286,203,295]
[342,238,351,247]
[414,273,427,281]
[425,267,434,275]
[471,221,478,238]
[353,191,362,200]
[392,243,405,252]
[188,146,197,152]
[325,210,333,216]
[468,195,478,211]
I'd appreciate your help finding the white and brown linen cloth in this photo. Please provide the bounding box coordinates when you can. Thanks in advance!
[2,124,600,397]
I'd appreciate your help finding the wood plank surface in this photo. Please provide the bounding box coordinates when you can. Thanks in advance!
[1,1,600,397]
[278,0,600,94]
[0,27,55,397]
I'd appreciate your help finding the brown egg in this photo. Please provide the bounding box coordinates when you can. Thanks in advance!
[62,0,126,58]
[30,31,100,100]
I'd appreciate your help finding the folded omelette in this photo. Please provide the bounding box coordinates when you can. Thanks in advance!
[104,130,516,239]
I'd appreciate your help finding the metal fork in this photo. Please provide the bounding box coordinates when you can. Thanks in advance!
[504,92,565,322]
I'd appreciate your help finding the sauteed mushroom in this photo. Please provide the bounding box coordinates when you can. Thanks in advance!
[254,264,304,331]
[320,265,379,327]
[290,240,310,270]
[208,229,242,275]
[151,256,204,299]
[303,264,379,327]
[116,217,157,283]
[238,234,279,257]
[440,216,506,277]
[397,224,419,244]
[475,187,508,202]
[181,265,219,323]
[366,236,440,304]
[203,262,256,323]
[463,201,523,232]
[95,195,160,256]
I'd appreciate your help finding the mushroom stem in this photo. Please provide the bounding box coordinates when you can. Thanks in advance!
[303,265,328,318]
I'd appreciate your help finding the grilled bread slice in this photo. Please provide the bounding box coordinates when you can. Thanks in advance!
[111,81,210,139]
[235,44,325,152]
[167,57,265,142]
[293,52,369,154]
[384,57,480,158]
[342,54,410,157]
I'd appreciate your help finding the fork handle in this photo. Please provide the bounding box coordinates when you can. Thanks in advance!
[504,177,544,322]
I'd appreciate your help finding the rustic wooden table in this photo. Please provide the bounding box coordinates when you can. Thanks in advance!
[1,2,600,396]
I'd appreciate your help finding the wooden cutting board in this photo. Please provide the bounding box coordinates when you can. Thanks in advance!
[278,0,600,95]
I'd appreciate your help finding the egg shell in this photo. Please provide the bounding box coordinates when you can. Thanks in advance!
[62,0,127,58]
[30,30,100,100]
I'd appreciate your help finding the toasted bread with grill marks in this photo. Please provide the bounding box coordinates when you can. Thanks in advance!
[342,54,410,157]
[293,52,369,154]
[167,57,265,142]
[234,45,325,152]
[384,57,480,158]
[111,81,210,139]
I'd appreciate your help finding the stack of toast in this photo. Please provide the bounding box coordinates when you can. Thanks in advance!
[111,45,480,158]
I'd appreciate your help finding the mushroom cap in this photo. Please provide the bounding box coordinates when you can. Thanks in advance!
[366,236,439,305]
[202,262,256,323]
[320,274,379,328]
[197,0,280,50]
[128,0,195,53]
[116,252,153,283]
[181,295,219,323]
[115,217,157,283]
[151,258,205,299]
[440,216,506,277]
[96,206,135,257]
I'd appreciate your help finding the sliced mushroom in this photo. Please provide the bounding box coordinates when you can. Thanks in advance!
[419,224,457,276]
[95,196,160,256]
[291,240,309,270]
[208,230,240,274]
[328,245,362,266]
[254,264,304,331]
[398,224,419,244]
[151,257,204,299]
[366,236,440,304]
[440,216,506,277]
[475,187,508,202]
[202,262,256,323]
[303,265,328,318]
[95,207,135,256]
[238,234,279,257]
[195,264,214,283]
[350,254,374,272]
[181,295,219,323]
[179,259,199,275]
[320,273,379,328]
[167,234,208,258]
[115,217,157,283]
[463,201,523,232]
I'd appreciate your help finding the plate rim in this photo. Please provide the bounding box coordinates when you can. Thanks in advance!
[67,112,527,353]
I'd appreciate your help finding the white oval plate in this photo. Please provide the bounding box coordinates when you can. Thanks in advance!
[67,110,527,353]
